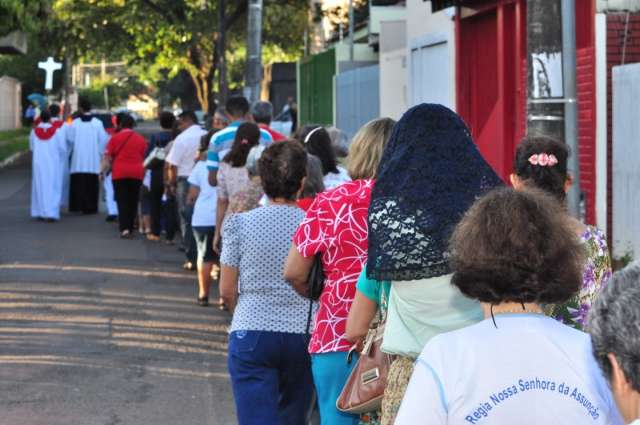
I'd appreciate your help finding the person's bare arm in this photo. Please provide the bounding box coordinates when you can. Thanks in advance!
[213,197,229,254]
[219,265,239,313]
[167,164,178,186]
[99,154,113,180]
[186,185,200,205]
[345,290,378,343]
[208,169,218,187]
[283,244,314,297]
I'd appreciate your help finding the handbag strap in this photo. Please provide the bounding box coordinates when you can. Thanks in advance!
[113,130,134,158]
[305,299,313,336]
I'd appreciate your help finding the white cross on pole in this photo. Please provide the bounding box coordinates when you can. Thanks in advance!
[38,57,63,91]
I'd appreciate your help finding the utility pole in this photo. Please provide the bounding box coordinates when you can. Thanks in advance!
[245,0,263,103]
[63,53,73,119]
[218,0,228,105]
[526,0,581,217]
[561,0,581,219]
[348,0,354,61]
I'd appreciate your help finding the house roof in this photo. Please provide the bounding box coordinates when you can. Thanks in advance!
[0,31,27,55]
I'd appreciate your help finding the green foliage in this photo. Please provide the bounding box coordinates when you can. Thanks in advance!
[2,0,308,113]
[51,0,308,112]
[77,75,147,109]
[0,127,30,162]
[613,250,635,271]
[0,0,51,36]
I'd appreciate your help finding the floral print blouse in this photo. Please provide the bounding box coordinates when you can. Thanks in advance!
[546,225,612,330]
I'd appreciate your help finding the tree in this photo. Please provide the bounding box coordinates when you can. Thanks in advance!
[0,0,50,37]
[52,0,309,113]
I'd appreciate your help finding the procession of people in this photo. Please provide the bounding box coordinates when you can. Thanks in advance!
[27,94,640,425]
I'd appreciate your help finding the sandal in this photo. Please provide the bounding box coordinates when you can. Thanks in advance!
[146,234,160,242]
[197,297,209,307]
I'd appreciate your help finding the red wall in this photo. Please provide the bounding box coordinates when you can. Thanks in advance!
[456,0,597,224]
[456,0,526,179]
[606,13,640,241]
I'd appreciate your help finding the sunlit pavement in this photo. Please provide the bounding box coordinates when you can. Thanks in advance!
[0,159,236,424]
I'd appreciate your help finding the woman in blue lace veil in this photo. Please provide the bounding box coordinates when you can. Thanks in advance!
[361,103,502,424]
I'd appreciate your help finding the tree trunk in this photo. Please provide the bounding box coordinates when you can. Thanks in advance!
[218,0,228,104]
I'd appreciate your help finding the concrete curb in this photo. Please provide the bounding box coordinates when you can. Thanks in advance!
[0,150,29,170]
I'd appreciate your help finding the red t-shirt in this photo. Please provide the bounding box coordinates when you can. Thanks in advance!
[105,129,147,180]
[296,197,315,212]
[293,179,373,353]
[258,123,287,142]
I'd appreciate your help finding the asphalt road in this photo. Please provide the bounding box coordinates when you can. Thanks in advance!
[0,155,237,424]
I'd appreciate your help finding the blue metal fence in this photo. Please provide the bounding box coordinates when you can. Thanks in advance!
[335,65,380,141]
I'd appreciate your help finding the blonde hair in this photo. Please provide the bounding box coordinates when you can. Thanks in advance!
[347,117,396,180]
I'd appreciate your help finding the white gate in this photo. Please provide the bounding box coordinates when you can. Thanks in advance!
[612,63,640,258]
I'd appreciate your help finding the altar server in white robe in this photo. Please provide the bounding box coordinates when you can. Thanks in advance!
[30,110,67,221]
[67,98,109,214]
[48,104,69,208]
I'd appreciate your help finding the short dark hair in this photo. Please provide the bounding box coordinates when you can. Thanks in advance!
[159,111,176,130]
[200,130,215,152]
[450,187,584,305]
[116,112,135,129]
[39,110,51,123]
[178,110,198,124]
[301,153,325,199]
[223,122,261,167]
[298,125,338,175]
[514,136,570,202]
[79,97,92,112]
[259,141,307,201]
[251,101,273,125]
[225,96,250,119]
[48,104,61,117]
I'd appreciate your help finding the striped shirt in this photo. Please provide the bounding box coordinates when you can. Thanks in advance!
[206,121,273,171]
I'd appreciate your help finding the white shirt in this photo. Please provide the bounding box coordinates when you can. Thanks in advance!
[67,115,109,174]
[188,161,217,227]
[322,165,351,190]
[396,314,623,425]
[165,124,207,177]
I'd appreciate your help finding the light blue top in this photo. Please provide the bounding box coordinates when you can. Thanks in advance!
[206,121,272,171]
[396,314,623,425]
[220,204,311,334]
[381,275,483,358]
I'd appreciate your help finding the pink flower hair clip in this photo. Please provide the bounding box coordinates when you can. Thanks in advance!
[528,153,558,167]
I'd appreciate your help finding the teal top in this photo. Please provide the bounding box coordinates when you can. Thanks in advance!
[356,269,391,311]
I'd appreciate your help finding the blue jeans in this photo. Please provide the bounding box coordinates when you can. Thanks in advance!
[176,178,196,263]
[311,351,359,425]
[228,330,314,425]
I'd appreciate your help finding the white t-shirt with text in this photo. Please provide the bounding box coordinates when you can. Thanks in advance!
[396,314,622,425]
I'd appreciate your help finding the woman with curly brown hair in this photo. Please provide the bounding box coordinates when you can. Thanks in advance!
[395,188,622,425]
